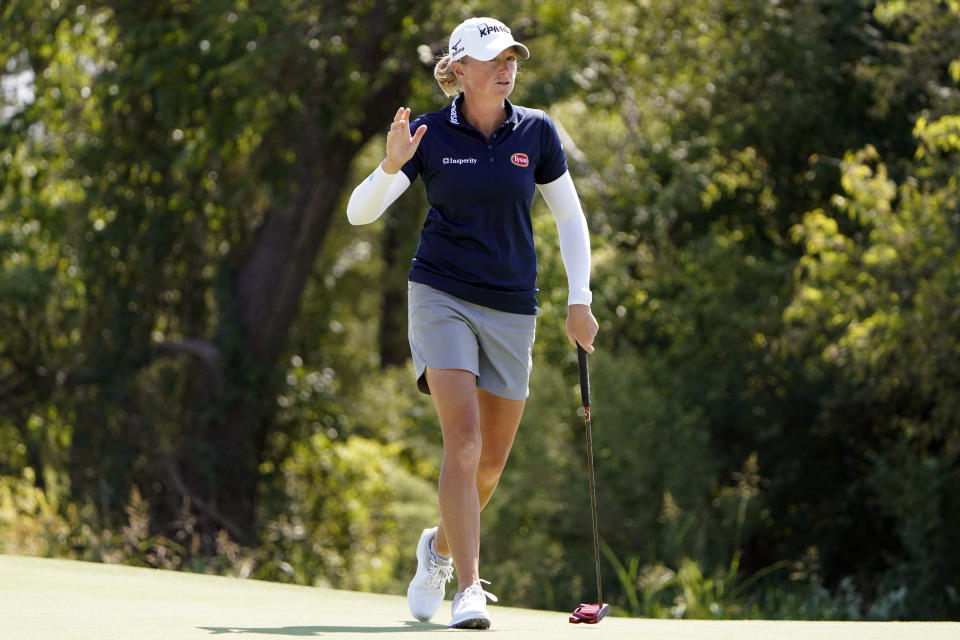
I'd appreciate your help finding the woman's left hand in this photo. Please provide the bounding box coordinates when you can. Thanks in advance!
[566,304,599,353]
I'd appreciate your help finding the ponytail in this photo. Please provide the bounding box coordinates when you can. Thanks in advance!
[434,54,462,97]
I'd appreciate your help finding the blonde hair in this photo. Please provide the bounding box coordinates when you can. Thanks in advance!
[434,54,462,97]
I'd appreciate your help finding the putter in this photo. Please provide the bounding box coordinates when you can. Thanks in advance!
[569,344,611,624]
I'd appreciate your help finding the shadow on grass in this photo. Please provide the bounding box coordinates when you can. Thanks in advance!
[199,621,448,635]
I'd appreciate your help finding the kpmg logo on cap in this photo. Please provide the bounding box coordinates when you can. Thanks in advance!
[478,23,511,38]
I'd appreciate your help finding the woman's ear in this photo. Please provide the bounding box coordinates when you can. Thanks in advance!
[452,60,467,79]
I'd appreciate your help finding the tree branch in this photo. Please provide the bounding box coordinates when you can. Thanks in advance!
[153,339,221,374]
[163,459,247,544]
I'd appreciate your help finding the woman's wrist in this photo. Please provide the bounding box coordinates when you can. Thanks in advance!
[381,159,403,174]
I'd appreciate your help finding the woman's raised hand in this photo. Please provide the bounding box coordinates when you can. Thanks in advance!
[382,107,427,174]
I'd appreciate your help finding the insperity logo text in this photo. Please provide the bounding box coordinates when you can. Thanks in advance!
[443,157,478,165]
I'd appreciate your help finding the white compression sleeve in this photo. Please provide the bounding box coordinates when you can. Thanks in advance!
[346,165,412,225]
[537,171,593,306]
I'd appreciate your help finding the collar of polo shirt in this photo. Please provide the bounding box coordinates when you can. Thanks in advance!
[449,94,520,130]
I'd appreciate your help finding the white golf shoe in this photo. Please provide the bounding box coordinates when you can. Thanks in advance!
[449,580,498,629]
[407,527,454,621]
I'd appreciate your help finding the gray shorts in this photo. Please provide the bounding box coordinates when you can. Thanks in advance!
[407,282,536,401]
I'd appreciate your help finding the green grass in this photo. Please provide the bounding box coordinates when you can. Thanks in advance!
[1,555,957,639]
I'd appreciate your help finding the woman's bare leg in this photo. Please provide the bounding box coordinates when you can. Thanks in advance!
[429,374,525,590]
[426,368,483,591]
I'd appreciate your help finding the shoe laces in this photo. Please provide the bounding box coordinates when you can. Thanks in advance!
[426,558,454,590]
[460,579,498,605]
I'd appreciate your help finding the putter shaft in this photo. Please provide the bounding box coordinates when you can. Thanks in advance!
[577,345,603,607]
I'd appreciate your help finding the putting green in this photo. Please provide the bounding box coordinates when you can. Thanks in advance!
[1,555,957,639]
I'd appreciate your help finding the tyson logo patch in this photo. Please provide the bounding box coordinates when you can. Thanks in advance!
[511,153,530,167]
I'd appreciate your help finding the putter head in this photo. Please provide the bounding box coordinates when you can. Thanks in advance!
[569,603,610,624]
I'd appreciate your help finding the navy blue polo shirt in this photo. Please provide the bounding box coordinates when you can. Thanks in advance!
[401,94,568,315]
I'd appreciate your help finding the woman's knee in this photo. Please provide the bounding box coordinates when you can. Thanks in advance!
[443,426,482,472]
[477,451,508,484]
[476,462,504,498]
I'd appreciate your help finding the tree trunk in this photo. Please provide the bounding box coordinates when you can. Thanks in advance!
[379,210,414,368]
[177,70,417,544]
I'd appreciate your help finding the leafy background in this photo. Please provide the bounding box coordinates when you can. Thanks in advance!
[2,0,959,620]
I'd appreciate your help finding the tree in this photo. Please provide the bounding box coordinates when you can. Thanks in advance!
[784,59,960,616]
[4,0,960,618]
[2,0,446,544]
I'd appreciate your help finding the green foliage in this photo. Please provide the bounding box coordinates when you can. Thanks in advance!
[0,468,73,557]
[3,0,960,621]
[263,360,441,593]
[784,135,960,617]
[257,432,437,592]
[0,467,256,576]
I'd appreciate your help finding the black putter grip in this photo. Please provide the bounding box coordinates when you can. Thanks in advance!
[577,344,590,408]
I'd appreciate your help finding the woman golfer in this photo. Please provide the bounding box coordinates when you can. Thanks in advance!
[346,16,598,629]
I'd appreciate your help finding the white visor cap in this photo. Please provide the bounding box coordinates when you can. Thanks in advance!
[449,17,530,62]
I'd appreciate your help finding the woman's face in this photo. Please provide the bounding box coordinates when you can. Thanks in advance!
[455,47,519,101]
